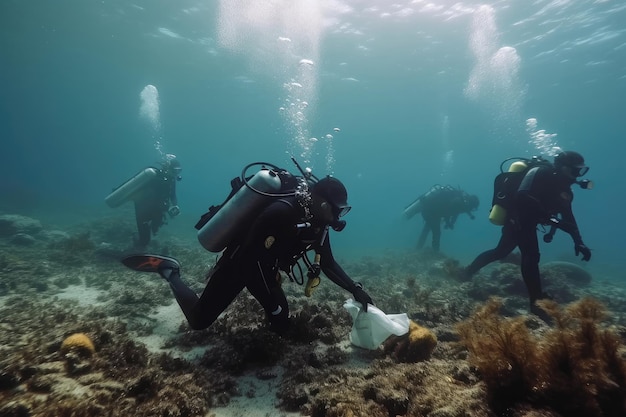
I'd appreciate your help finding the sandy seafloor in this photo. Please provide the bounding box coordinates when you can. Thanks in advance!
[1,211,625,417]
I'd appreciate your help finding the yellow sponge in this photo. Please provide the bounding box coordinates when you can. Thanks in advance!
[384,320,437,362]
[60,333,96,357]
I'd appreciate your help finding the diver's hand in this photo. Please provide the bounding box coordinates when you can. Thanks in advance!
[352,283,373,312]
[168,205,180,217]
[574,243,591,261]
[307,263,321,279]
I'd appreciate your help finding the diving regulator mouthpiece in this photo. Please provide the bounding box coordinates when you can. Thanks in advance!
[331,220,346,232]
[577,179,593,190]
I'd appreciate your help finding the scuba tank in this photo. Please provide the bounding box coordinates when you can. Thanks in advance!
[197,167,283,252]
[403,197,423,219]
[488,156,553,225]
[403,185,445,219]
[488,161,527,225]
[105,167,158,208]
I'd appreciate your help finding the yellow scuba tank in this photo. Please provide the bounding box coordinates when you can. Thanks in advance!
[105,167,158,208]
[488,161,527,225]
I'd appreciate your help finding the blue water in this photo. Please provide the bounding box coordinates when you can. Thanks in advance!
[1,0,625,277]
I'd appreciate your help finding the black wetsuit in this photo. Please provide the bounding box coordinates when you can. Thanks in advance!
[465,165,584,305]
[134,169,177,247]
[416,186,473,251]
[166,197,361,333]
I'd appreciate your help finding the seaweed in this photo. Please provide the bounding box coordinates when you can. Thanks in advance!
[456,297,626,416]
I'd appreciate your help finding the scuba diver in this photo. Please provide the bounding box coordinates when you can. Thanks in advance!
[105,154,181,248]
[461,151,592,318]
[404,185,479,251]
[122,160,373,335]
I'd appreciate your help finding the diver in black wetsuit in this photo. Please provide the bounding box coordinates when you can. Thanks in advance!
[133,156,181,247]
[406,185,479,252]
[462,151,592,316]
[124,176,373,335]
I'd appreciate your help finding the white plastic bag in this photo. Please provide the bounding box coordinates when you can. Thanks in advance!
[343,298,410,350]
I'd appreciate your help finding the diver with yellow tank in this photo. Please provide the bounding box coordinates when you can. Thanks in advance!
[461,151,593,320]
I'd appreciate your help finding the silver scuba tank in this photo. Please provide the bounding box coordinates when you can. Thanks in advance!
[197,168,283,253]
[105,167,158,208]
[403,197,423,219]
[404,185,446,219]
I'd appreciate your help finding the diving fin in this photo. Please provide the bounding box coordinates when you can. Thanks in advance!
[121,254,180,273]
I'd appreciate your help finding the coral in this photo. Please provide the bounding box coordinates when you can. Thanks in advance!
[54,232,95,253]
[4,237,626,417]
[456,297,626,416]
[441,258,461,278]
[37,399,106,417]
[60,333,96,357]
[541,260,593,286]
[198,326,288,375]
[0,214,43,237]
[500,250,522,265]
[383,320,437,362]
[46,231,97,267]
[51,274,82,289]
[406,275,417,289]
[0,250,54,295]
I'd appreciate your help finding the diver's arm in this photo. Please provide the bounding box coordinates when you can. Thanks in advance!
[316,235,356,291]
[169,181,178,206]
[559,211,583,244]
[557,193,591,261]
[167,180,180,216]
[556,192,583,244]
[449,214,459,228]
[317,230,374,309]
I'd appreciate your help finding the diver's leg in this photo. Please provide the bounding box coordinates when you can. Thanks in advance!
[150,208,165,235]
[163,267,201,315]
[180,261,245,330]
[122,254,244,330]
[517,223,543,304]
[134,203,151,247]
[431,219,441,251]
[417,219,429,249]
[464,223,517,276]
[243,261,290,334]
[137,224,151,247]
[517,223,552,322]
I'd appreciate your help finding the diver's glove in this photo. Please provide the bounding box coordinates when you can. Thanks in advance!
[574,243,591,261]
[168,205,180,217]
[352,283,373,312]
[544,221,558,243]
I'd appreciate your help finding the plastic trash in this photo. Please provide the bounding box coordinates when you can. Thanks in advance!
[343,298,410,350]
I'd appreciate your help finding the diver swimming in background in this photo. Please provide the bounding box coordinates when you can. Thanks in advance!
[404,184,479,252]
[105,154,181,248]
